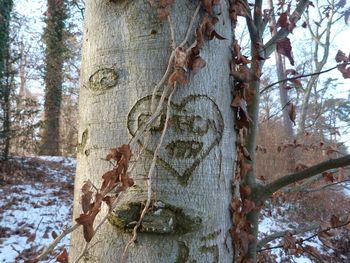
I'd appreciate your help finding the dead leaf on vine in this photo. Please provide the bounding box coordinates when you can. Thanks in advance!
[56,248,68,263]
[202,15,226,40]
[322,171,335,182]
[157,7,169,20]
[175,47,188,71]
[81,190,93,213]
[242,199,255,214]
[302,21,307,28]
[106,148,122,162]
[337,63,350,78]
[191,57,206,74]
[231,65,256,82]
[288,102,296,125]
[289,78,302,87]
[335,50,349,63]
[168,68,188,86]
[231,95,251,129]
[203,0,214,13]
[276,38,294,66]
[240,185,251,198]
[75,193,103,242]
[101,169,118,192]
[276,12,289,28]
[240,160,253,179]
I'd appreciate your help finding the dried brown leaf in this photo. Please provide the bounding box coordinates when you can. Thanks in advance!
[168,68,188,86]
[335,50,349,63]
[191,57,206,74]
[157,7,169,21]
[56,248,68,263]
[276,12,289,28]
[276,37,294,66]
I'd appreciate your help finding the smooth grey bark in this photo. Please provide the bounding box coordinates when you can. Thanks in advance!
[70,1,235,262]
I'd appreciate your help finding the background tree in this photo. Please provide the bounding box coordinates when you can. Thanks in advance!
[39,0,67,156]
[0,0,14,160]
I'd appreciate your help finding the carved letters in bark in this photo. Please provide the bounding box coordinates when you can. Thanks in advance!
[127,95,224,186]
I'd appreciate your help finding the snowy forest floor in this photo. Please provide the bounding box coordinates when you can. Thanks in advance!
[0,157,75,262]
[0,157,349,262]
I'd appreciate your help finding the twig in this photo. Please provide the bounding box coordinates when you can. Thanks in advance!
[121,85,176,263]
[179,4,201,48]
[168,14,176,50]
[34,223,80,261]
[258,218,350,252]
[259,64,347,94]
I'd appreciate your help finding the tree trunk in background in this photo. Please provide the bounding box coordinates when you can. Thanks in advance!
[298,0,334,139]
[40,0,66,156]
[268,0,295,172]
[70,1,235,262]
[0,0,13,161]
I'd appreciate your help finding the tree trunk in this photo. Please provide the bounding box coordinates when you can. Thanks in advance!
[70,1,235,262]
[39,0,66,156]
[0,0,13,161]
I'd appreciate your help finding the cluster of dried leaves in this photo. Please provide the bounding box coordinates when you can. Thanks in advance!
[75,145,134,243]
[335,50,350,78]
[168,12,226,86]
[228,5,259,258]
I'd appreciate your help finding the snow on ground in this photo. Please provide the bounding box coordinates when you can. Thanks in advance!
[0,157,75,262]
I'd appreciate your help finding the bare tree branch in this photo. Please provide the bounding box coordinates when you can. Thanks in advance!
[263,0,310,57]
[260,64,346,94]
[258,223,319,249]
[262,155,350,197]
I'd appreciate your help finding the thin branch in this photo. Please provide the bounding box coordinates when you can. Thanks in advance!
[258,223,319,249]
[299,179,350,193]
[34,223,80,261]
[261,99,291,122]
[260,64,343,94]
[179,4,201,48]
[258,218,350,252]
[168,14,176,50]
[262,154,350,197]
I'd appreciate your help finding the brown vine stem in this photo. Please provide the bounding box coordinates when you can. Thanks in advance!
[179,4,201,48]
[121,85,177,263]
[150,3,200,112]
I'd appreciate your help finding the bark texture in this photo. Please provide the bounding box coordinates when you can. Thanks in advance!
[70,1,235,262]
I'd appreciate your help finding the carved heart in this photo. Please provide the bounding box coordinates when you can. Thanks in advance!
[127,95,224,186]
